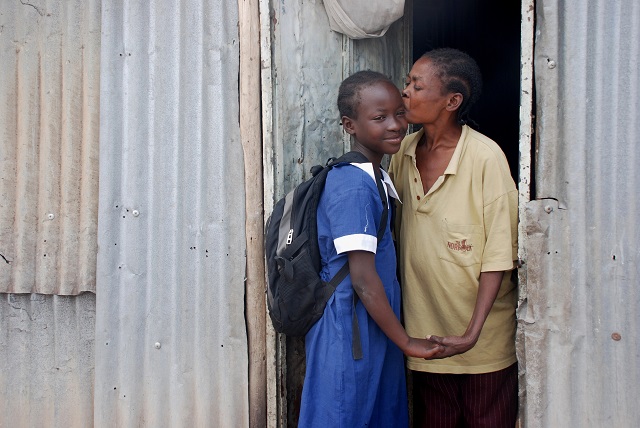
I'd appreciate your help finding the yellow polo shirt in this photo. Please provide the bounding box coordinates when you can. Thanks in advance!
[389,125,518,374]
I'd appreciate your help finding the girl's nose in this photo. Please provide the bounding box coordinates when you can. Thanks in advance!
[389,117,403,130]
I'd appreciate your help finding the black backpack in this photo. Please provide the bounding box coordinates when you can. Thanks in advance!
[265,151,388,359]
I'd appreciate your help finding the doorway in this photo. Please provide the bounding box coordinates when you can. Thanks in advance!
[412,0,522,182]
[272,2,529,427]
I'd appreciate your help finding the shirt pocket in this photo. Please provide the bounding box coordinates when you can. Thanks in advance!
[437,220,483,267]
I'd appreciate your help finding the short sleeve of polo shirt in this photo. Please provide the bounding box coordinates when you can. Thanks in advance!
[322,165,381,255]
[482,189,518,272]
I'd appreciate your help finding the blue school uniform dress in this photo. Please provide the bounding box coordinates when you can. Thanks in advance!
[298,162,408,428]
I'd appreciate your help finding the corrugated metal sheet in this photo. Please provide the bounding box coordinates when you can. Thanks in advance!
[94,1,248,427]
[0,293,96,428]
[518,1,640,426]
[0,1,99,425]
[0,0,100,295]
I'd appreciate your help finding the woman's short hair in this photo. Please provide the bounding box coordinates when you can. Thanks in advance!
[421,48,482,125]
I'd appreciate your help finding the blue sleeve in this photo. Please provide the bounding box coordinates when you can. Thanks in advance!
[321,165,381,254]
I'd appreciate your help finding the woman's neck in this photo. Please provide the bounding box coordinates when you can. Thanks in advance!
[421,123,463,151]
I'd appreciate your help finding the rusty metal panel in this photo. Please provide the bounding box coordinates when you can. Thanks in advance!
[268,0,410,199]
[351,21,411,87]
[94,1,248,427]
[519,0,640,426]
[268,0,346,196]
[0,293,96,428]
[0,0,100,295]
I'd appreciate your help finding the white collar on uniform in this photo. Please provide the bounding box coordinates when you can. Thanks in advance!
[350,162,401,203]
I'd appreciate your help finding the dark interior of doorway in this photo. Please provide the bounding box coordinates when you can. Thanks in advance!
[413,0,522,183]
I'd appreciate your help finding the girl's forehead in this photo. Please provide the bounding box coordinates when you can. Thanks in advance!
[360,81,400,98]
[355,82,402,110]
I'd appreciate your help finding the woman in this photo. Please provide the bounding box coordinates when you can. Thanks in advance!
[389,48,519,428]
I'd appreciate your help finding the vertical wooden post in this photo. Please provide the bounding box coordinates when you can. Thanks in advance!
[238,0,266,426]
[516,0,535,426]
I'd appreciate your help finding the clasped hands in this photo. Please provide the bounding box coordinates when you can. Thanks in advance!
[403,333,478,360]
[423,333,478,359]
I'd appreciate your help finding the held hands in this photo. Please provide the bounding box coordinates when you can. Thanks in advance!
[424,334,478,359]
[402,337,445,359]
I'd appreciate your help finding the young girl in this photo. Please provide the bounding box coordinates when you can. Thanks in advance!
[298,71,443,427]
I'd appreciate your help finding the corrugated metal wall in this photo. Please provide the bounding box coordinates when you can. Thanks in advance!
[518,0,640,426]
[2,1,251,426]
[0,1,99,426]
[0,0,100,295]
[94,1,248,427]
[4,0,639,426]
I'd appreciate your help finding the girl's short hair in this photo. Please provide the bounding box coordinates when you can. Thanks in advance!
[338,70,394,119]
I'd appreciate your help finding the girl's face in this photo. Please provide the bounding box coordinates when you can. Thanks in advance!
[344,81,408,157]
[402,58,453,125]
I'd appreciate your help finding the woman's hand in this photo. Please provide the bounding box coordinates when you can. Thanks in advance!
[402,337,444,359]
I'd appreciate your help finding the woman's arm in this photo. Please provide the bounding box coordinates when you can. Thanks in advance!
[347,250,442,359]
[426,270,504,358]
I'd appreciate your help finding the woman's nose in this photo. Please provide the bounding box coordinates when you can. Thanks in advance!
[402,90,409,98]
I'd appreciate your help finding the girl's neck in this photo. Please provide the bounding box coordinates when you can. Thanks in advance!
[352,143,383,170]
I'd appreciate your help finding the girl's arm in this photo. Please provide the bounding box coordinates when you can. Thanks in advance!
[347,250,442,359]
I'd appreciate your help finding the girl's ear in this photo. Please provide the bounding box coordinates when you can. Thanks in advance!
[341,116,356,135]
[446,93,463,112]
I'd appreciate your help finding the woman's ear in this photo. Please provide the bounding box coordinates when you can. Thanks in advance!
[446,93,463,112]
[341,116,356,135]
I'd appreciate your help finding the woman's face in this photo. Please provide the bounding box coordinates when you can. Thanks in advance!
[402,58,452,125]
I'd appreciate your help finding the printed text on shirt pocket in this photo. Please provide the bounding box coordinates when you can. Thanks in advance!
[438,220,483,267]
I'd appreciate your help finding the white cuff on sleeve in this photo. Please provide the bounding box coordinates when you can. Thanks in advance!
[334,233,377,254]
